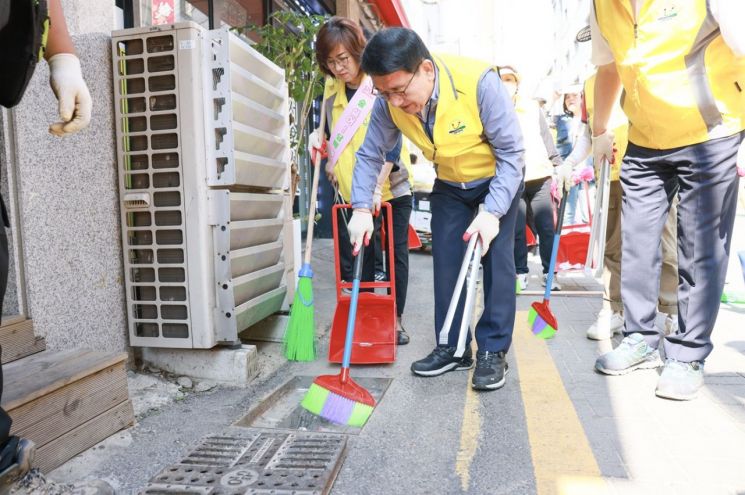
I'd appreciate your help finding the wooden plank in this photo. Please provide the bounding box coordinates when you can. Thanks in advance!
[1,350,128,411]
[0,315,28,328]
[9,362,130,448]
[0,319,45,364]
[35,400,135,473]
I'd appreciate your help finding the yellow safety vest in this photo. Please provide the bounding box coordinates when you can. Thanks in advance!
[594,0,745,149]
[584,74,628,181]
[323,77,412,202]
[388,54,497,184]
[514,95,553,182]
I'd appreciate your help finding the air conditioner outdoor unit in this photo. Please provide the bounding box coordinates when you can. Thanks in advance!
[111,22,292,349]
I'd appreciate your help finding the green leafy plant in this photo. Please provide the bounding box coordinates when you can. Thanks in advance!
[235,11,327,196]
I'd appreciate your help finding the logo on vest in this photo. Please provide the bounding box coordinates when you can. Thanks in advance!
[657,4,678,22]
[448,120,466,135]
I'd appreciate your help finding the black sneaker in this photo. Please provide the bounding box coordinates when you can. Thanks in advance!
[411,346,473,377]
[472,351,508,391]
[397,329,410,345]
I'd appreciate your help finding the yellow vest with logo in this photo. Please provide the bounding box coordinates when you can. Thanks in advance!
[515,95,553,182]
[388,54,496,184]
[323,77,412,202]
[594,0,745,149]
[584,74,628,182]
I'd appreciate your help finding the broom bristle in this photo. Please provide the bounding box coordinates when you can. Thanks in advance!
[284,276,316,361]
[528,308,556,339]
[301,383,373,427]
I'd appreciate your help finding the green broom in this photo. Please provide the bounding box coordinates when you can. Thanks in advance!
[284,99,328,361]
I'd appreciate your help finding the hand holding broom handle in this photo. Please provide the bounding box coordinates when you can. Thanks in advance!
[302,100,328,266]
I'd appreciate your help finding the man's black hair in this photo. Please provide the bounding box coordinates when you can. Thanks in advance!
[361,27,432,76]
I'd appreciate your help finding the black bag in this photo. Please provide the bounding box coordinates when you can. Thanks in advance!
[0,0,49,108]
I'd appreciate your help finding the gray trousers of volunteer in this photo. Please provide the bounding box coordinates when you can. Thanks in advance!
[620,131,744,363]
[430,178,522,353]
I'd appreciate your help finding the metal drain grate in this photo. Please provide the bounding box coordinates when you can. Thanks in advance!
[142,427,347,494]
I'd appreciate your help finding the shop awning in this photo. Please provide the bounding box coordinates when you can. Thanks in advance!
[369,0,410,28]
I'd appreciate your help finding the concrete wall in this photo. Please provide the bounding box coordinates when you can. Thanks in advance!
[61,0,115,35]
[8,34,128,353]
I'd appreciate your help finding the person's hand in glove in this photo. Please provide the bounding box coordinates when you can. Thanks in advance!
[48,53,92,136]
[348,209,373,255]
[553,161,574,198]
[463,209,500,256]
[372,184,383,215]
[592,129,615,168]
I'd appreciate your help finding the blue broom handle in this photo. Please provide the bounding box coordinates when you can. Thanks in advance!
[544,192,568,301]
[342,247,364,370]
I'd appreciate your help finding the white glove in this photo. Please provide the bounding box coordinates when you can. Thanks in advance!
[307,128,321,155]
[463,210,500,256]
[591,130,615,168]
[553,162,574,197]
[48,54,92,136]
[348,209,373,254]
[372,184,383,215]
[737,137,745,177]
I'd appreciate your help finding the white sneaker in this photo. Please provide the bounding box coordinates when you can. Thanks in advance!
[587,308,624,340]
[664,314,679,335]
[542,273,561,291]
[516,274,528,291]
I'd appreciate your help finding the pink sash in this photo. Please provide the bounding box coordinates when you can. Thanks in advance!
[327,76,376,170]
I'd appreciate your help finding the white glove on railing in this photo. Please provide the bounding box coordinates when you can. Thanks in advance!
[553,162,574,197]
[348,209,373,254]
[591,130,615,168]
[48,54,92,136]
[463,209,500,256]
[372,184,383,215]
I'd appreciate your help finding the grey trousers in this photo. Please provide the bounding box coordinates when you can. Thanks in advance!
[604,181,678,315]
[620,131,743,362]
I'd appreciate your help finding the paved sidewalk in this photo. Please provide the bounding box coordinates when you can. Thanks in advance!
[46,192,745,494]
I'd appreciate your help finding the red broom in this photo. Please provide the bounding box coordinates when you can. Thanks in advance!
[528,192,568,339]
[301,246,375,426]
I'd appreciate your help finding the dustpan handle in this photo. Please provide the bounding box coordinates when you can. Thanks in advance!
[454,240,481,358]
[341,248,364,372]
[439,234,479,346]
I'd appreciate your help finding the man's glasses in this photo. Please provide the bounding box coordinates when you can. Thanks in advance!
[372,62,422,101]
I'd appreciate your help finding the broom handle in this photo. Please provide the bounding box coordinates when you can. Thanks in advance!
[341,247,364,377]
[303,97,328,266]
[543,193,568,302]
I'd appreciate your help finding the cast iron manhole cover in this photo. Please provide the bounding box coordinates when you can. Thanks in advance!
[142,427,347,494]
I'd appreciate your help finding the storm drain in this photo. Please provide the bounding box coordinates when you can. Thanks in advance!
[142,427,347,494]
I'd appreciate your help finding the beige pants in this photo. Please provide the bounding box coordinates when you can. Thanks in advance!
[604,181,678,315]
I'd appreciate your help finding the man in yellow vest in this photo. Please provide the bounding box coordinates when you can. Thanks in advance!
[346,28,526,391]
[561,68,679,341]
[591,0,745,400]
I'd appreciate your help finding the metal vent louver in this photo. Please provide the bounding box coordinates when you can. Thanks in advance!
[112,23,291,348]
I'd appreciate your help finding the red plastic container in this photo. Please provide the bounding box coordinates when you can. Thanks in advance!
[328,203,397,364]
[556,183,592,269]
